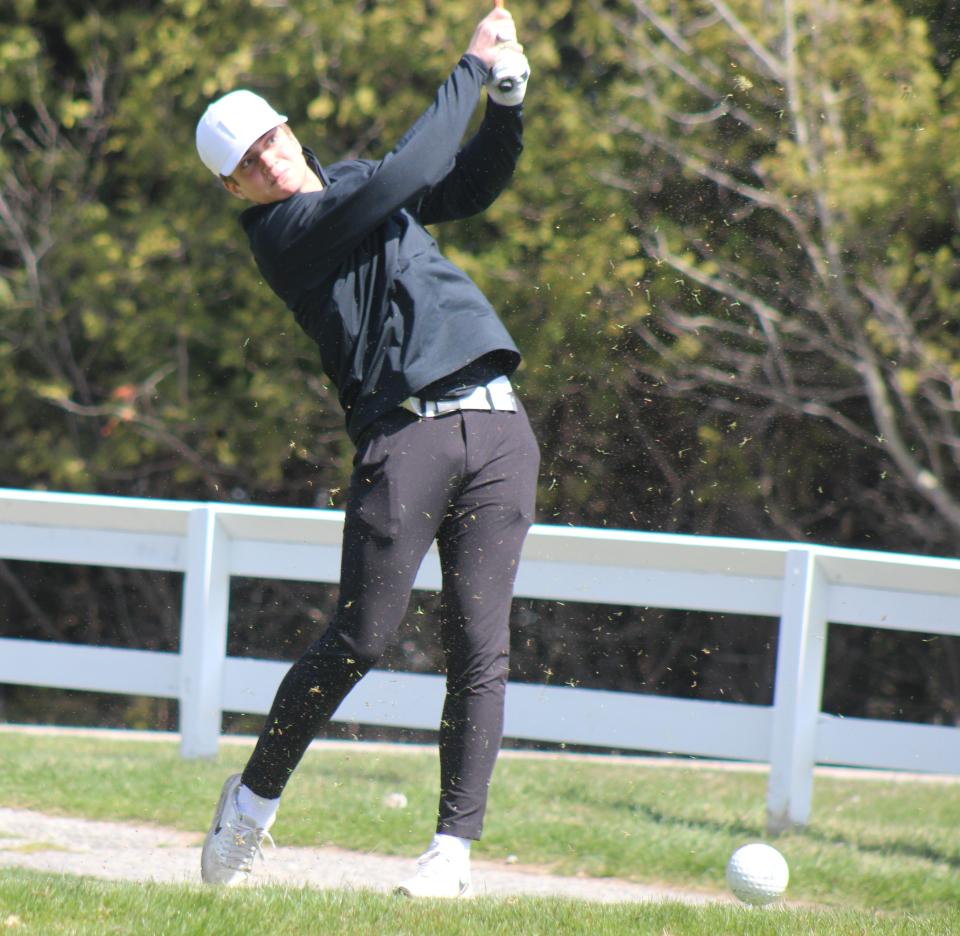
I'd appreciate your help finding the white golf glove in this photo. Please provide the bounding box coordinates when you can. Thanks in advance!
[487,49,530,107]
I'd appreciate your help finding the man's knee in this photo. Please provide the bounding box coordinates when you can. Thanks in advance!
[303,626,386,675]
[447,648,510,696]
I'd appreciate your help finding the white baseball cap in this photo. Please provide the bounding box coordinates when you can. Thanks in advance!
[196,89,288,177]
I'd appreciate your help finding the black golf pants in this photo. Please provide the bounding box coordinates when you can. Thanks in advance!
[241,404,539,839]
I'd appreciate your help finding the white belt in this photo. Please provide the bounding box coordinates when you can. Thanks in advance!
[401,375,517,418]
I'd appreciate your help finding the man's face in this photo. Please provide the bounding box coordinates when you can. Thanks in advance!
[223,124,321,204]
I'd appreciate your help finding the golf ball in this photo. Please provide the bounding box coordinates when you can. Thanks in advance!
[725,843,789,905]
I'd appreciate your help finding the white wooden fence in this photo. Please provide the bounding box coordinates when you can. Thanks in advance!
[1,486,958,833]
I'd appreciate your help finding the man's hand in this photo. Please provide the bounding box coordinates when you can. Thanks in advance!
[466,7,521,69]
[487,49,530,106]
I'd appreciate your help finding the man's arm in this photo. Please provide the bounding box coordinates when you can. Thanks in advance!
[250,11,515,272]
[318,7,515,243]
[414,98,523,226]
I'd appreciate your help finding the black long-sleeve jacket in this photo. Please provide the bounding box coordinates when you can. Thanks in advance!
[239,55,524,444]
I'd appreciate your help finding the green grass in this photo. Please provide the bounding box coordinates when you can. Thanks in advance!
[1,868,954,936]
[1,731,959,934]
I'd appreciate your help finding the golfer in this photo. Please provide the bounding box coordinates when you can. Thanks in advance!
[194,7,537,899]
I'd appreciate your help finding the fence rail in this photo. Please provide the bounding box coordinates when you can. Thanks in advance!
[1,487,959,833]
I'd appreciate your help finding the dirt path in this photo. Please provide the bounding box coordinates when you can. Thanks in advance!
[0,806,726,904]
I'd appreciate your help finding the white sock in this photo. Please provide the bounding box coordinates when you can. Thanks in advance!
[236,783,280,829]
[430,833,471,857]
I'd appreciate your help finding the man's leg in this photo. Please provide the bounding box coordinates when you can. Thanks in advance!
[435,405,540,840]
[393,406,538,899]
[241,411,466,798]
[203,412,464,885]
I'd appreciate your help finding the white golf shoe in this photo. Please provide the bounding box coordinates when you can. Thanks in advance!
[394,847,474,899]
[200,774,274,885]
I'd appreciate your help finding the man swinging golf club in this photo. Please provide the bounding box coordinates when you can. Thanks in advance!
[194,5,535,899]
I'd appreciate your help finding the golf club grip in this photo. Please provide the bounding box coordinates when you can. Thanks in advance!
[492,0,517,92]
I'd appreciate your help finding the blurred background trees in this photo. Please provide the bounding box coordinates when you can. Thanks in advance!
[1,0,958,736]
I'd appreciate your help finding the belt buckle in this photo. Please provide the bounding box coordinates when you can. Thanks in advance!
[486,377,516,411]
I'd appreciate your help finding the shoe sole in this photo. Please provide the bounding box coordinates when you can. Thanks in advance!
[394,882,474,899]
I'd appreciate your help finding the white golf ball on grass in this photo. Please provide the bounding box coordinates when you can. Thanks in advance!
[726,842,789,905]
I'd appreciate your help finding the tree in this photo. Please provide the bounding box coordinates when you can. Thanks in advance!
[593,0,960,556]
[2,0,957,730]
[0,0,649,725]
[575,0,960,723]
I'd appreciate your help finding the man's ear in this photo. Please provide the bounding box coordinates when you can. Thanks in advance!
[221,176,247,200]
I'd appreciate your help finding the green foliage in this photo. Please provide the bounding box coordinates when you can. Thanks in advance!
[574,0,960,556]
[0,0,651,509]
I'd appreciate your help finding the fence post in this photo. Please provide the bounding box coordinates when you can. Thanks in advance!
[766,548,829,834]
[178,506,230,759]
